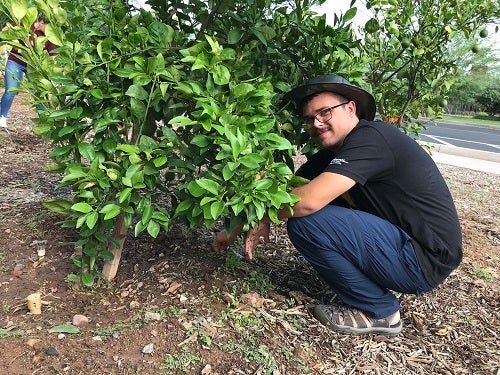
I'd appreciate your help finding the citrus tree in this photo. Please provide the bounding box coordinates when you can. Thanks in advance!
[360,0,499,135]
[0,0,364,284]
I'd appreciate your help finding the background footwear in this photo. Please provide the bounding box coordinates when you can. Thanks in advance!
[0,116,6,128]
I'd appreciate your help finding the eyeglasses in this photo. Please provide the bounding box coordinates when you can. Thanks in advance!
[303,102,350,129]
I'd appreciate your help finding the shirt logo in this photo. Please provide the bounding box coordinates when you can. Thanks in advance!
[329,158,348,165]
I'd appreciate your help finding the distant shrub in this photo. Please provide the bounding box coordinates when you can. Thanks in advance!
[473,112,500,121]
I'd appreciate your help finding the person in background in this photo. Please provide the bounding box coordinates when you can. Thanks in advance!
[0,14,56,129]
[213,74,462,336]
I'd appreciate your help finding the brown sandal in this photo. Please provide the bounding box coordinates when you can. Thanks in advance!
[313,305,402,336]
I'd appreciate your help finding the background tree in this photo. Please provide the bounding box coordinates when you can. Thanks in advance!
[360,0,499,134]
[445,31,500,116]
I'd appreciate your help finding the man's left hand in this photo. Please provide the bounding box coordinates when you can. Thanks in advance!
[245,219,270,260]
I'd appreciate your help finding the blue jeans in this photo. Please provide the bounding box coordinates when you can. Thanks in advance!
[287,205,433,319]
[1,59,28,118]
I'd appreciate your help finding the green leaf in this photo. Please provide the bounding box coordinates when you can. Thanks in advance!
[343,7,357,22]
[129,153,142,164]
[99,250,114,261]
[413,48,425,56]
[147,220,160,238]
[125,84,149,101]
[44,24,64,46]
[48,324,80,334]
[255,178,273,190]
[263,133,292,150]
[76,214,87,229]
[60,168,87,183]
[117,144,140,154]
[174,199,193,215]
[141,204,153,225]
[210,201,225,220]
[89,88,105,99]
[232,83,254,98]
[196,178,220,195]
[212,65,230,85]
[81,272,95,287]
[71,202,93,213]
[85,212,98,229]
[78,143,96,161]
[48,109,71,120]
[11,0,28,21]
[42,198,71,214]
[228,29,243,44]
[191,134,211,148]
[113,68,136,78]
[188,180,204,197]
[152,156,167,167]
[99,204,121,220]
[205,34,221,53]
[288,175,310,188]
[58,126,76,137]
[168,116,197,126]
[130,97,146,120]
[251,27,267,46]
[270,190,292,208]
[222,162,237,181]
[118,188,132,204]
[239,154,264,169]
[253,200,266,220]
[134,220,147,236]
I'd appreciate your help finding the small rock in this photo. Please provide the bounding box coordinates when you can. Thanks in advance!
[144,312,161,321]
[26,338,41,347]
[142,343,154,354]
[129,301,141,309]
[58,333,65,340]
[46,347,59,356]
[14,264,25,271]
[72,314,90,326]
[92,336,103,342]
[201,364,212,374]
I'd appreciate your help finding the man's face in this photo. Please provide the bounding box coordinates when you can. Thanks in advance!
[34,20,46,32]
[302,92,358,149]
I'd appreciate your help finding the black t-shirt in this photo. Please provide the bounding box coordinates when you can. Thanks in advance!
[295,120,462,287]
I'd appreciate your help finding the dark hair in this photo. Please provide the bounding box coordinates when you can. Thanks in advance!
[36,14,49,23]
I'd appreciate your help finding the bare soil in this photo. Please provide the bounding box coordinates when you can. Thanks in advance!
[0,95,499,375]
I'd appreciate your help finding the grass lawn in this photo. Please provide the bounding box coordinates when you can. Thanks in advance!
[441,115,500,127]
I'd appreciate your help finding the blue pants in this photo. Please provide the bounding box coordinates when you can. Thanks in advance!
[1,59,27,118]
[287,205,433,319]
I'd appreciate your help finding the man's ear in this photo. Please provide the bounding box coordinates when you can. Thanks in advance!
[347,100,357,116]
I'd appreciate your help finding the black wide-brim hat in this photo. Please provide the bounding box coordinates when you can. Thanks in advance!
[283,74,376,121]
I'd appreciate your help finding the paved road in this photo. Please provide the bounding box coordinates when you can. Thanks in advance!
[419,120,500,154]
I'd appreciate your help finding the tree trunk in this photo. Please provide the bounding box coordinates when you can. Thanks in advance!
[102,212,128,281]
